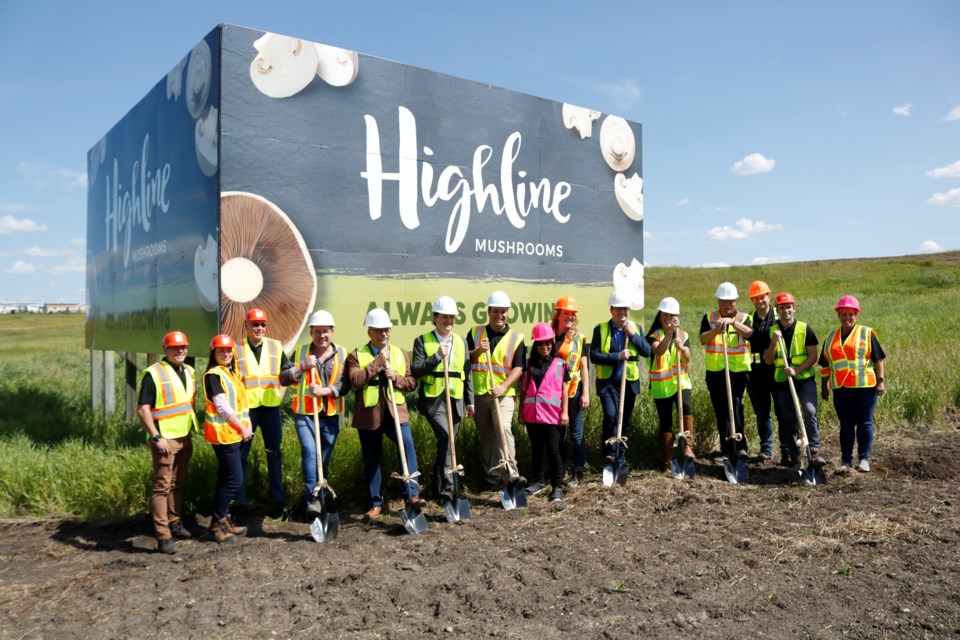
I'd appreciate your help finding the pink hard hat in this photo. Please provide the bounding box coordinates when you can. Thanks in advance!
[834,295,861,313]
[530,322,555,342]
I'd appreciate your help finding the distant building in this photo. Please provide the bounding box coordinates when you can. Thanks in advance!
[43,303,86,313]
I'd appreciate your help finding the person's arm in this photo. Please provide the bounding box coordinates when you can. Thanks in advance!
[699,314,717,346]
[462,339,475,416]
[410,336,438,378]
[819,344,831,401]
[346,350,373,391]
[626,322,652,358]
[211,393,253,439]
[279,349,317,387]
[763,329,780,366]
[733,314,753,339]
[795,343,818,377]
[578,352,591,408]
[590,324,619,366]
[393,349,418,392]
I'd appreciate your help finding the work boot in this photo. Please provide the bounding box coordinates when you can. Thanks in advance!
[210,518,238,543]
[549,485,564,502]
[659,432,674,474]
[810,448,826,468]
[157,537,179,554]
[778,453,792,467]
[524,481,546,496]
[682,415,696,459]
[224,516,247,537]
[169,521,192,540]
[789,455,802,471]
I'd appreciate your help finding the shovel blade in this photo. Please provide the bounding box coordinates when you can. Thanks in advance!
[455,497,472,521]
[401,507,429,534]
[723,458,749,484]
[616,463,629,486]
[443,500,459,523]
[499,483,527,510]
[671,457,696,480]
[602,464,615,487]
[309,512,339,543]
[801,467,828,486]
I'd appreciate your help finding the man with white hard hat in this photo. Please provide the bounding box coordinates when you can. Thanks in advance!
[346,308,424,519]
[589,290,652,471]
[279,309,348,515]
[699,282,754,461]
[466,290,527,490]
[411,296,474,502]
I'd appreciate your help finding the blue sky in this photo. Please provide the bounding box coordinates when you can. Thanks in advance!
[1,1,958,302]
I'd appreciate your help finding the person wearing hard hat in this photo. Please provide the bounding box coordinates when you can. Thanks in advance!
[233,308,291,517]
[136,331,200,554]
[467,290,527,490]
[411,296,474,503]
[550,295,591,486]
[762,293,824,469]
[279,309,348,515]
[347,308,425,518]
[746,281,777,462]
[645,297,694,473]
[519,322,570,502]
[589,290,652,471]
[203,334,254,543]
[699,282,754,461]
[818,295,887,473]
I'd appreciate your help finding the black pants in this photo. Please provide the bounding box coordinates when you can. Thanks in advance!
[706,370,748,458]
[653,389,691,434]
[526,422,563,487]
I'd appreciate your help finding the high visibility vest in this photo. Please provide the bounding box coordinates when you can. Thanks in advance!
[233,337,283,408]
[203,366,251,445]
[595,321,640,381]
[356,344,407,408]
[143,361,198,439]
[521,357,566,425]
[769,322,815,383]
[557,332,586,397]
[418,332,466,399]
[820,324,877,389]
[470,326,523,397]
[291,344,346,416]
[646,329,692,399]
[704,311,752,373]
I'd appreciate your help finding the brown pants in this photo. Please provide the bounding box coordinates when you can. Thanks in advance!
[150,435,193,540]
[474,394,517,486]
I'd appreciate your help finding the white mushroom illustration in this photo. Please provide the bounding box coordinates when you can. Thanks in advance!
[315,43,359,87]
[600,115,636,172]
[185,40,212,118]
[612,258,645,311]
[195,105,218,177]
[614,172,644,221]
[249,33,320,98]
[166,58,185,101]
[194,233,218,312]
[562,104,601,139]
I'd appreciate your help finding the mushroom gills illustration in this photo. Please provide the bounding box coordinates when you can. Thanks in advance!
[614,172,644,221]
[562,104,601,139]
[613,258,645,311]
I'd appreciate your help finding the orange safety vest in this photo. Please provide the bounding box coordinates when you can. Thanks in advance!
[820,324,877,389]
[203,366,251,445]
[291,344,346,416]
[469,325,523,396]
[557,332,586,398]
[704,311,752,373]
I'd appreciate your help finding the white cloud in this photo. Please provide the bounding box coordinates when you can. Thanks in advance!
[48,256,85,275]
[925,160,960,178]
[945,104,960,121]
[919,240,944,253]
[18,161,87,190]
[6,260,37,274]
[673,198,689,207]
[892,103,912,116]
[0,213,47,234]
[730,153,775,176]
[591,78,641,110]
[707,217,782,241]
[927,188,960,207]
[23,246,75,257]
[698,261,730,268]
[752,255,791,265]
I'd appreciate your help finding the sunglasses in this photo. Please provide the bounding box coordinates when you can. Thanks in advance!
[250,322,267,328]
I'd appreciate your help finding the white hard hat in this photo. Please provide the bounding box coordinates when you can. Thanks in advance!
[364,308,393,329]
[308,309,335,327]
[432,295,458,315]
[608,289,631,307]
[657,297,680,315]
[715,282,738,300]
[487,290,512,308]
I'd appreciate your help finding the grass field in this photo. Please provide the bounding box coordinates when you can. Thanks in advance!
[1,251,958,519]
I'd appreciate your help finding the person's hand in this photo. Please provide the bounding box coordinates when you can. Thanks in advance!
[619,348,632,361]
[560,411,569,426]
[491,384,505,398]
[784,366,796,379]
[309,383,326,397]
[152,438,172,456]
[772,329,782,342]
[479,338,490,352]
[439,343,450,359]
[384,365,396,381]
[821,384,829,402]
[465,405,475,419]
[876,380,886,397]
[580,394,590,410]
[623,321,636,337]
[302,355,317,371]
[241,427,254,442]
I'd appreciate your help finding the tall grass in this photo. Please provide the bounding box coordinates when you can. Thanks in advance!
[1,252,959,518]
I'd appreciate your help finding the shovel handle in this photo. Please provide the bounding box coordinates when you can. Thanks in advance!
[675,327,684,425]
[441,351,460,472]
[721,326,740,442]
[486,346,517,477]
[778,336,810,450]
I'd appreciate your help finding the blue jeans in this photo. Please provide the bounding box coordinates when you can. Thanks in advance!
[293,413,341,505]
[559,385,586,473]
[772,377,820,456]
[747,367,776,455]
[358,419,421,507]
[833,387,878,464]
[598,380,637,465]
[212,441,243,521]
[237,406,284,504]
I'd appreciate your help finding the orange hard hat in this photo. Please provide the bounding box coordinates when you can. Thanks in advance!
[748,280,771,298]
[554,295,579,313]
[210,334,235,350]
[162,331,189,347]
[774,292,796,306]
[246,308,267,322]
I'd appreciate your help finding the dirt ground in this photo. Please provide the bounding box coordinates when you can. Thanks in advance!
[2,431,960,640]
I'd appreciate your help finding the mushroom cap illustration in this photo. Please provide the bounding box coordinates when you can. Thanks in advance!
[315,43,359,87]
[195,105,218,177]
[562,103,601,139]
[614,172,644,221]
[185,40,212,118]
[250,33,320,99]
[600,115,636,172]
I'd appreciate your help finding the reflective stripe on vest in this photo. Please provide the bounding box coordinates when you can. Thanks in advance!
[646,329,692,399]
[203,366,251,445]
[821,325,876,389]
[521,357,566,424]
[704,311,752,372]
[234,338,283,408]
[291,344,346,415]
[356,344,407,408]
[144,361,198,439]
[419,332,466,399]
[769,322,815,383]
[595,321,640,381]
[557,332,585,397]
[470,326,523,396]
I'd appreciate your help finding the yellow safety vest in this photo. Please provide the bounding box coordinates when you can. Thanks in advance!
[704,311,752,373]
[418,332,466,399]
[820,324,877,389]
[143,361,198,439]
[647,329,692,399]
[469,326,523,396]
[356,344,407,408]
[557,332,586,397]
[595,321,641,381]
[233,337,283,408]
[291,344,346,416]
[769,322,815,383]
[203,366,251,445]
